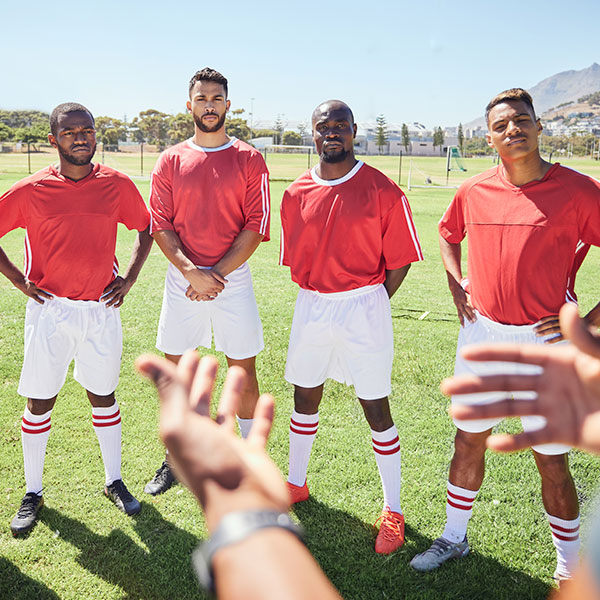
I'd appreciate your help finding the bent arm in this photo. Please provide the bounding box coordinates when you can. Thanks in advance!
[384,264,411,299]
[439,234,475,325]
[212,229,264,278]
[0,245,53,304]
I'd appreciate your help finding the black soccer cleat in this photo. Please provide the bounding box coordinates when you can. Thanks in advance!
[10,492,44,536]
[144,460,177,496]
[104,479,141,515]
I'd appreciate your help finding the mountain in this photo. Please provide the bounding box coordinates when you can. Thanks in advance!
[464,63,600,129]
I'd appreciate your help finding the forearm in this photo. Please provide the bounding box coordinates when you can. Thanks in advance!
[584,301,600,329]
[0,245,26,287]
[153,230,197,276]
[439,235,464,287]
[213,529,342,600]
[122,226,153,284]
[213,229,264,277]
[384,264,411,299]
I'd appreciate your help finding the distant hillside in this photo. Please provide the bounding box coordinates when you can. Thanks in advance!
[465,62,600,129]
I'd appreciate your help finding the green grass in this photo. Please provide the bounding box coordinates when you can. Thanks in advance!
[1,152,600,599]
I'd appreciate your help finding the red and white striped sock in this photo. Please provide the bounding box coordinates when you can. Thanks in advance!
[547,513,580,578]
[442,481,479,543]
[92,402,122,486]
[21,407,52,495]
[288,410,318,487]
[371,426,402,514]
[236,417,253,439]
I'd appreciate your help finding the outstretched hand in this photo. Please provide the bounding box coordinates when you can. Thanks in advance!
[135,351,289,531]
[443,303,600,454]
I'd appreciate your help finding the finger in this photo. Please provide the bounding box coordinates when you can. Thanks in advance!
[32,293,46,305]
[216,365,246,430]
[189,355,219,416]
[211,271,229,285]
[534,323,560,336]
[442,373,540,397]
[103,294,122,308]
[534,315,559,327]
[448,396,541,421]
[176,349,202,400]
[561,303,600,359]
[37,289,54,299]
[246,394,275,450]
[543,334,564,345]
[457,309,464,327]
[460,342,554,366]
[487,431,553,453]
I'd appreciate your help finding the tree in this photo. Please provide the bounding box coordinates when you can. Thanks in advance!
[0,123,12,142]
[168,113,194,143]
[433,127,445,154]
[14,122,48,150]
[283,131,302,145]
[401,123,410,152]
[225,109,251,141]
[375,115,388,154]
[458,123,464,154]
[273,115,285,145]
[95,116,127,148]
[297,122,308,143]
[131,109,170,149]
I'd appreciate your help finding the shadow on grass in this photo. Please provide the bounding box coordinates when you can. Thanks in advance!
[0,557,60,600]
[293,498,552,600]
[40,503,206,600]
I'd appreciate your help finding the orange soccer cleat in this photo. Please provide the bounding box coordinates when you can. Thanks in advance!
[374,508,405,554]
[286,481,309,504]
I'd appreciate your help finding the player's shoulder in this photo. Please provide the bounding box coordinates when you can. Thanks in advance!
[157,140,190,161]
[455,165,499,197]
[4,167,55,195]
[95,163,137,185]
[284,169,315,195]
[231,138,266,162]
[359,162,406,194]
[550,163,600,191]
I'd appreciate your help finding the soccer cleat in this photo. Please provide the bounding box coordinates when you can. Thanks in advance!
[286,481,309,504]
[104,479,141,515]
[144,460,177,495]
[410,535,469,571]
[10,493,44,536]
[374,508,405,554]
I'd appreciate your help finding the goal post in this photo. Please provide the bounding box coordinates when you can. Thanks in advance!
[264,144,314,169]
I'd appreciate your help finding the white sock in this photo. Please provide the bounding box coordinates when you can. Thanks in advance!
[92,402,122,486]
[442,481,479,543]
[236,417,253,439]
[21,407,52,495]
[288,410,319,487]
[371,426,402,514]
[547,513,580,578]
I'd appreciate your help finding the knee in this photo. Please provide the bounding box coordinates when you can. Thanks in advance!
[360,398,393,431]
[536,454,572,485]
[294,386,321,414]
[454,430,489,458]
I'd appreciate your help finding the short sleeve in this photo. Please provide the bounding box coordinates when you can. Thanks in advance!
[439,186,467,243]
[117,176,150,231]
[149,152,175,235]
[279,188,292,267]
[576,176,600,246]
[242,151,270,241]
[381,187,424,269]
[0,179,28,238]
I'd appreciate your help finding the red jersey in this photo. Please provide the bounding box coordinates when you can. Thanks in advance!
[566,241,590,303]
[0,164,150,301]
[439,164,600,325]
[150,137,270,266]
[280,161,423,293]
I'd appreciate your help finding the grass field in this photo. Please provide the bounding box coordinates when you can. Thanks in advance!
[1,149,600,599]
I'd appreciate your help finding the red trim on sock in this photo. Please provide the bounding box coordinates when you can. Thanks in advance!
[93,417,121,428]
[373,445,400,455]
[550,523,580,534]
[290,425,318,435]
[551,532,580,542]
[372,435,400,447]
[290,418,318,428]
[447,498,473,511]
[22,424,51,434]
[22,416,51,427]
[447,489,477,503]
[93,410,120,420]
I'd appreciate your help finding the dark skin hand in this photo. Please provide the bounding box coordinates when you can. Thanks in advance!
[535,302,600,344]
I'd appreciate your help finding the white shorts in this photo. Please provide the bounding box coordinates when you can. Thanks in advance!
[18,297,122,399]
[156,262,264,360]
[452,312,569,455]
[285,284,393,400]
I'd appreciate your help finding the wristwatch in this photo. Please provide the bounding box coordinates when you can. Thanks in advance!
[192,509,305,595]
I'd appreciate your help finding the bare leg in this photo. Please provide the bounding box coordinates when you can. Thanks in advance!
[226,355,259,419]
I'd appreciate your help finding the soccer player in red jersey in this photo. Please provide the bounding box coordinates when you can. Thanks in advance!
[280,100,423,554]
[0,103,152,535]
[147,68,270,494]
[410,88,600,580]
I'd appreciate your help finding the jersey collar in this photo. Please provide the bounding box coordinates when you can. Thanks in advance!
[187,137,237,153]
[310,160,364,187]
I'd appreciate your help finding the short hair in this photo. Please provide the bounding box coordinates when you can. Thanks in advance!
[485,88,536,124]
[50,102,94,135]
[188,67,228,97]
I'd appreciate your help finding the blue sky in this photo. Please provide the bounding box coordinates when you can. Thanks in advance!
[3,0,598,128]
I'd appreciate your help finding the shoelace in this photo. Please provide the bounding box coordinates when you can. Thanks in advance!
[428,538,454,555]
[375,512,403,541]
[17,497,40,517]
[110,481,134,502]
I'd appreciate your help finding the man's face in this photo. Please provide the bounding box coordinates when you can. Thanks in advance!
[312,103,357,163]
[486,100,542,159]
[49,111,96,166]
[187,80,230,133]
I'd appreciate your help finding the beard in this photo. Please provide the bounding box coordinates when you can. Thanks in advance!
[57,143,96,166]
[194,112,227,133]
[321,147,350,163]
